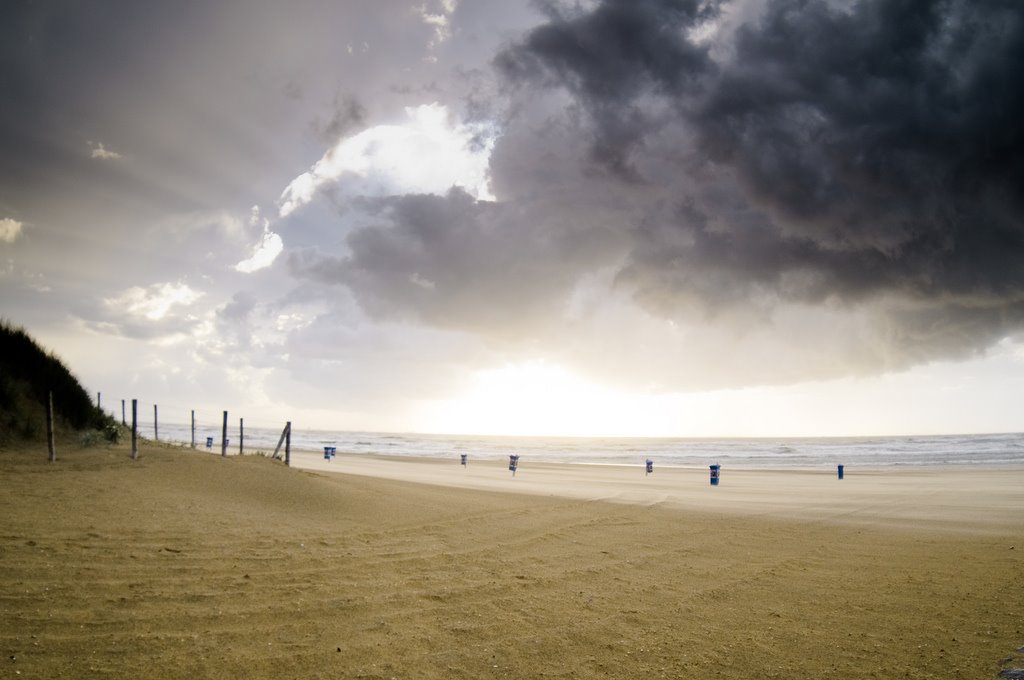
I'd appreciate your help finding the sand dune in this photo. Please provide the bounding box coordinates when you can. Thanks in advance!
[2,441,1022,679]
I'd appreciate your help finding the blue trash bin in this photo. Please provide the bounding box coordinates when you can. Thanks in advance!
[710,464,721,486]
[838,464,844,480]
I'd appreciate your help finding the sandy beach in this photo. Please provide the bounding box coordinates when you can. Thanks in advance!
[2,441,1023,679]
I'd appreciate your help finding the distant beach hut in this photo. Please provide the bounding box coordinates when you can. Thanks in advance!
[509,454,520,476]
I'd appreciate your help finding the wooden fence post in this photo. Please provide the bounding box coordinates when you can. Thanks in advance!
[121,399,126,426]
[285,421,291,467]
[131,399,138,460]
[46,391,56,462]
[239,418,244,456]
[221,411,228,457]
[273,423,288,461]
[97,392,101,410]
[191,410,196,448]
[153,404,159,441]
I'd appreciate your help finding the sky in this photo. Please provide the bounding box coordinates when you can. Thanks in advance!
[2,0,1023,438]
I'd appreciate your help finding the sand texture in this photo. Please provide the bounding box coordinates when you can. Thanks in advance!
[2,442,1023,679]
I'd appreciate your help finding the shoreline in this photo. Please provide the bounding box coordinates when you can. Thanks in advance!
[291,450,1024,535]
[177,436,1024,470]
[147,426,1024,468]
[298,448,1024,471]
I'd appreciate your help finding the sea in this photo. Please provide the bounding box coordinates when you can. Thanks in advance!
[144,423,1024,469]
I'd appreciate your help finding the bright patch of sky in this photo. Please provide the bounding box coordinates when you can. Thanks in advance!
[105,282,203,321]
[416,345,1024,437]
[235,230,283,273]
[278,102,496,218]
[235,206,283,273]
[418,360,659,436]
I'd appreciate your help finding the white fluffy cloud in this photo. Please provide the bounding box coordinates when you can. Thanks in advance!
[0,218,23,243]
[416,0,459,55]
[235,230,284,273]
[278,102,495,218]
[105,282,204,321]
[235,206,283,273]
[88,140,123,160]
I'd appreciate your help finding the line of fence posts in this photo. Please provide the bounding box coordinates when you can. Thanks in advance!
[114,397,291,464]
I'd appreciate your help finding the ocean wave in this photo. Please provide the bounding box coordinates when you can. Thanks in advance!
[146,422,1024,468]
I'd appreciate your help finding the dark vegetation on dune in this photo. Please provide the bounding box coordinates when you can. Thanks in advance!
[0,319,118,445]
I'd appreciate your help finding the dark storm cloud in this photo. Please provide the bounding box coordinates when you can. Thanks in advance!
[218,291,258,323]
[315,94,368,144]
[288,188,624,334]
[215,291,260,349]
[495,0,718,177]
[492,0,1024,357]
[694,0,1024,252]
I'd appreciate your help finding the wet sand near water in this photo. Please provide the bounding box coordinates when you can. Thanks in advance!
[2,441,1023,679]
[297,451,1024,534]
